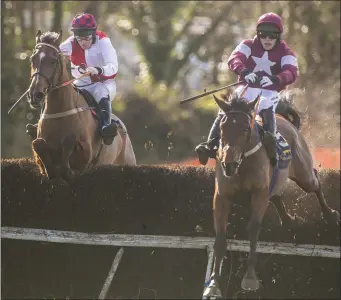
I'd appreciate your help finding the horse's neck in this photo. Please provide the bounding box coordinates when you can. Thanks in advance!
[44,83,79,114]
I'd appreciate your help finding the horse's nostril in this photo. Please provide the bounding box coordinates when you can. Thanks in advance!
[34,92,44,100]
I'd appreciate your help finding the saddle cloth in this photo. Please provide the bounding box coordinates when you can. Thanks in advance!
[274,131,292,169]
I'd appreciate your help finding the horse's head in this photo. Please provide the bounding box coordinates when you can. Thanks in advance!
[28,29,63,109]
[213,91,259,177]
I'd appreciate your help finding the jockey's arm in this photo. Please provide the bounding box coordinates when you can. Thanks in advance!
[227,40,252,75]
[97,38,118,79]
[276,52,299,86]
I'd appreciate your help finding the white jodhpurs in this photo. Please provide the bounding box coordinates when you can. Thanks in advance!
[234,86,279,113]
[77,80,117,103]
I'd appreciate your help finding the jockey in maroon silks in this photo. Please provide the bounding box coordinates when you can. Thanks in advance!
[26,13,118,145]
[196,12,299,166]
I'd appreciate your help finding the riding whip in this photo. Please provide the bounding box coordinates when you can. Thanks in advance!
[179,81,244,104]
[7,72,91,115]
[7,89,30,115]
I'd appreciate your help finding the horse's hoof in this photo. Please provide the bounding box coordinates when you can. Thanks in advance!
[324,209,340,226]
[203,279,222,299]
[241,274,260,291]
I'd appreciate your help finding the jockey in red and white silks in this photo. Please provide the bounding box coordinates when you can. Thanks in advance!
[59,30,118,103]
[195,12,299,166]
[60,12,118,145]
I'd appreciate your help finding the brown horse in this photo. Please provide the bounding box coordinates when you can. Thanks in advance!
[28,29,136,183]
[203,89,339,298]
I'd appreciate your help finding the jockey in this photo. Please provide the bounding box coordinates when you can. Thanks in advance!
[26,13,118,145]
[195,12,299,166]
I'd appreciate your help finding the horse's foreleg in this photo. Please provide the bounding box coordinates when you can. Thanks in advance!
[60,134,76,182]
[203,190,231,299]
[32,138,55,179]
[241,189,269,291]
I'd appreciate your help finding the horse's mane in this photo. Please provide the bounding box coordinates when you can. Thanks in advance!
[37,31,60,47]
[36,31,70,73]
[220,88,252,114]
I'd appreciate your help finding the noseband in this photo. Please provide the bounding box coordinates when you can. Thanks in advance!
[30,43,63,93]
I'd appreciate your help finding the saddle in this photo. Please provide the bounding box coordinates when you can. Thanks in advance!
[255,115,292,169]
[74,86,123,130]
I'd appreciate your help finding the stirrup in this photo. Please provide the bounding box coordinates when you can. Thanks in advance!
[101,122,117,145]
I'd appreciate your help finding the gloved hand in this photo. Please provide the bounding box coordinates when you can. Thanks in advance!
[86,66,103,75]
[241,69,259,84]
[260,75,279,87]
[245,72,260,84]
[77,63,87,74]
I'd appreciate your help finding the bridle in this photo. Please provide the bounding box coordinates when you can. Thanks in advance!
[30,42,63,94]
[218,98,262,173]
[28,42,93,118]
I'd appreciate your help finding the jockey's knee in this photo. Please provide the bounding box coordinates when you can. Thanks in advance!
[92,83,115,103]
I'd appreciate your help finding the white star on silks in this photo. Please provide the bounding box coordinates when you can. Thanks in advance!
[251,51,276,75]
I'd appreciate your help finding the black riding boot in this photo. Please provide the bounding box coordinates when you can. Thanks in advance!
[98,97,117,145]
[260,107,278,166]
[195,113,223,165]
[26,123,38,140]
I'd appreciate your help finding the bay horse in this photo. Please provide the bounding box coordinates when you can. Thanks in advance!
[203,89,339,298]
[28,29,136,182]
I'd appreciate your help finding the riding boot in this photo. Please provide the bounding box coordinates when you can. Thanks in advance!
[259,107,278,166]
[26,123,38,140]
[195,113,223,165]
[98,97,117,145]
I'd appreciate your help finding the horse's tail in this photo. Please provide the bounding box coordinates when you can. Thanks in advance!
[275,89,302,130]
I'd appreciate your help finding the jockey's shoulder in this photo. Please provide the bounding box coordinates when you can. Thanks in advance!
[240,38,254,47]
[278,40,296,55]
[95,30,108,40]
[63,35,74,44]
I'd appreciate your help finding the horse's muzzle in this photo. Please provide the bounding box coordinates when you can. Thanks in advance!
[221,161,240,177]
[28,91,44,109]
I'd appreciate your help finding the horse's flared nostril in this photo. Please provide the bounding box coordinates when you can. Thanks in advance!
[34,92,44,100]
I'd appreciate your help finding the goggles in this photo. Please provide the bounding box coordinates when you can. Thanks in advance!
[75,35,93,42]
[257,31,279,40]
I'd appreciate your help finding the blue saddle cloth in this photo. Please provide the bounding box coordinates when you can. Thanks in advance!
[275,131,292,169]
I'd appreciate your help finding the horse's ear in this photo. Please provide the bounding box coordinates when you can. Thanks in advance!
[36,29,42,44]
[247,95,260,111]
[213,94,231,113]
[56,29,63,46]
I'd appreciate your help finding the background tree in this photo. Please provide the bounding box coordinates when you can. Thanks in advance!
[1,0,340,163]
